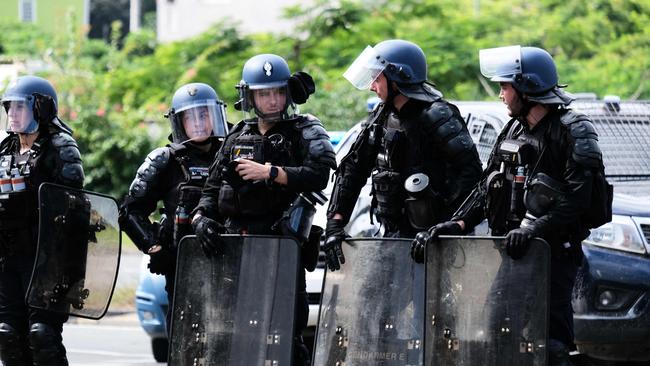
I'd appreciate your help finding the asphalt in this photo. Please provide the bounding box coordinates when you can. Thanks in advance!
[67,310,140,327]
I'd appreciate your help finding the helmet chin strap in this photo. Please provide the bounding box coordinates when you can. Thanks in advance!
[513,89,535,125]
[385,78,399,109]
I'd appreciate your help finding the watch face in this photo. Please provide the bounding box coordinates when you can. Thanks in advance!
[270,166,278,179]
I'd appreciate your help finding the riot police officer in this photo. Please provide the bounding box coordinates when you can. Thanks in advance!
[412,46,608,365]
[0,76,84,366]
[192,54,336,364]
[119,82,228,334]
[324,39,482,270]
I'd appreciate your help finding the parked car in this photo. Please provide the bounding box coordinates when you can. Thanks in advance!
[134,131,347,363]
[312,98,650,365]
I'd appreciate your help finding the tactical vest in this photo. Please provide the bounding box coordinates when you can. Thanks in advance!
[370,114,447,231]
[217,123,298,220]
[168,143,212,248]
[0,136,47,254]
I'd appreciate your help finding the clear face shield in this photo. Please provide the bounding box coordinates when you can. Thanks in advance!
[1,96,39,134]
[171,100,228,144]
[479,45,523,81]
[343,45,388,90]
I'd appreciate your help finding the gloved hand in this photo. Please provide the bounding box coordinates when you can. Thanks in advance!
[505,227,535,260]
[323,218,347,271]
[410,231,429,263]
[410,221,463,263]
[147,247,175,275]
[288,71,315,104]
[192,215,225,257]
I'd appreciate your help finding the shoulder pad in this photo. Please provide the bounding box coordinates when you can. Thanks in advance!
[295,115,336,169]
[421,101,466,141]
[50,132,78,148]
[560,110,598,139]
[294,114,322,129]
[300,122,329,142]
[560,110,602,168]
[129,147,171,198]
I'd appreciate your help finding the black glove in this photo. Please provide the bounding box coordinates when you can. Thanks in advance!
[323,218,347,271]
[33,93,57,124]
[147,248,175,275]
[410,231,429,263]
[192,215,225,257]
[410,221,463,263]
[505,227,534,260]
[288,71,315,104]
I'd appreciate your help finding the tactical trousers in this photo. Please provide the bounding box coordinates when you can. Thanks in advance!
[549,248,579,364]
[163,270,176,337]
[0,254,68,365]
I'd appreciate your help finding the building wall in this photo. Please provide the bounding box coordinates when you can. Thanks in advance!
[156,0,309,43]
[0,0,87,34]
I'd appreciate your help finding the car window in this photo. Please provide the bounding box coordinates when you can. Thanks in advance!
[468,115,500,164]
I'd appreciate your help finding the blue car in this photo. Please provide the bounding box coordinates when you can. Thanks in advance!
[135,256,169,362]
[134,131,348,363]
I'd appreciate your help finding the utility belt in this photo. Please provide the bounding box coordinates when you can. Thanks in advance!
[218,182,289,219]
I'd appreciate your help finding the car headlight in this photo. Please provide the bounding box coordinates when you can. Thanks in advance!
[583,215,646,254]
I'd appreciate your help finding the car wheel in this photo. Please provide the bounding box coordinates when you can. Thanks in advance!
[152,337,168,363]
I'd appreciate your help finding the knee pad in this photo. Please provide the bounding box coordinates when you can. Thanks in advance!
[28,323,68,366]
[0,322,30,365]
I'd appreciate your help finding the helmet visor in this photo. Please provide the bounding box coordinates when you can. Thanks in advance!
[343,46,387,90]
[1,96,38,133]
[172,100,228,142]
[479,45,523,80]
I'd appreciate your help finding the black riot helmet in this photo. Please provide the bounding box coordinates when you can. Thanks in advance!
[343,39,442,102]
[167,83,228,143]
[1,75,58,134]
[479,45,574,105]
[236,53,295,121]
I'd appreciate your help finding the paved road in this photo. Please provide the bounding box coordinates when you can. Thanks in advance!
[64,319,162,365]
[62,248,163,365]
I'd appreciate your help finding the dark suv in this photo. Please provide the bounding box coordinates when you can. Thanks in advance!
[316,98,650,365]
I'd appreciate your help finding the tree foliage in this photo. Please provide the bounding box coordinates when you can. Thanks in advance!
[0,0,647,199]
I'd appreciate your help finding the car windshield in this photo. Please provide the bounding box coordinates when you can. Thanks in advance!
[572,100,650,183]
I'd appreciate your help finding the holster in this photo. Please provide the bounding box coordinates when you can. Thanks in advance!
[485,170,510,235]
[280,195,316,243]
[371,170,404,223]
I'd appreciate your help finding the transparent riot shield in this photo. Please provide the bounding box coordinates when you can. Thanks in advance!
[424,236,550,366]
[169,234,300,366]
[27,183,121,319]
[313,238,424,366]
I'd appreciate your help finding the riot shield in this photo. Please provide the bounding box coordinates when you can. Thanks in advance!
[424,236,550,366]
[27,183,121,319]
[169,234,300,366]
[313,238,424,366]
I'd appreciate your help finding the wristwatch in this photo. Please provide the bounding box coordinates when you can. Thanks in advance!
[268,165,279,182]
